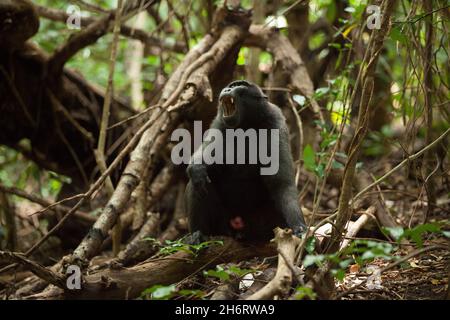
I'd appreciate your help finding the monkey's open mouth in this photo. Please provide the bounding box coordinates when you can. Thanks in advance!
[221,96,236,117]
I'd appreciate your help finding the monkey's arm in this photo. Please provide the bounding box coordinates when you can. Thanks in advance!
[186,147,211,197]
[186,120,222,196]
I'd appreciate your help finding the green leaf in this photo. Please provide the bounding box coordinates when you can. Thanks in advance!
[361,250,375,260]
[344,7,356,13]
[237,47,247,66]
[178,289,205,299]
[305,237,316,254]
[390,27,407,44]
[142,284,176,300]
[314,87,330,98]
[332,269,346,281]
[303,254,326,268]
[339,259,353,269]
[259,52,272,64]
[331,160,344,169]
[295,286,317,300]
[385,227,404,240]
[401,223,441,247]
[329,43,342,49]
[292,94,306,106]
[191,240,223,252]
[303,145,316,172]
[203,269,230,281]
[326,1,337,22]
[146,56,159,66]
[336,152,348,159]
[228,266,253,277]
[314,163,325,178]
[442,231,450,238]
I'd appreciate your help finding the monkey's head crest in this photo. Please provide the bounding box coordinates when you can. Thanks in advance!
[218,80,268,128]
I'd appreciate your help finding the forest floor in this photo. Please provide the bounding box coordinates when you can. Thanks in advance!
[336,247,448,299]
[2,153,449,300]
[332,156,449,300]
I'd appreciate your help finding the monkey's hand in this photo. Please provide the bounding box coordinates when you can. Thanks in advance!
[187,165,211,197]
[183,231,208,245]
[292,224,307,238]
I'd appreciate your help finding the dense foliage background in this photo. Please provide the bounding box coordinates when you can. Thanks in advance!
[0,0,448,300]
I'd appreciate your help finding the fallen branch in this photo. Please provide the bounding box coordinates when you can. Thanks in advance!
[28,238,275,300]
[246,228,300,300]
[339,206,375,251]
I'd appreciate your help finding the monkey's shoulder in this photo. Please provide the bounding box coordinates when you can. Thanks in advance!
[264,102,290,130]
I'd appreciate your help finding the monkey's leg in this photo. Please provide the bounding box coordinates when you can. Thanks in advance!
[185,181,230,239]
[262,179,307,236]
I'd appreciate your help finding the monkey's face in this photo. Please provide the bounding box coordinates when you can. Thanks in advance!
[219,80,267,128]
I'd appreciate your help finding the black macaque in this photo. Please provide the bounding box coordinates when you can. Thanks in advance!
[185,80,306,242]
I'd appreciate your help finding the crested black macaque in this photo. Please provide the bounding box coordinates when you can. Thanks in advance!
[185,80,306,242]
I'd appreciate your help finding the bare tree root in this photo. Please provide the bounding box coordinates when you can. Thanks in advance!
[246,228,301,300]
[339,206,375,251]
[114,212,160,266]
[27,238,275,300]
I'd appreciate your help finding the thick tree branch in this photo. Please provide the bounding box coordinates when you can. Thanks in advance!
[246,228,300,300]
[329,0,398,252]
[245,25,323,123]
[34,4,185,54]
[46,0,156,75]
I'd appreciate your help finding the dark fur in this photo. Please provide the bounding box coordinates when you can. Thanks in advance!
[185,80,306,241]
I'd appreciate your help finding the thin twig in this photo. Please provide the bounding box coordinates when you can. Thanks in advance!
[0,184,95,223]
[0,251,66,289]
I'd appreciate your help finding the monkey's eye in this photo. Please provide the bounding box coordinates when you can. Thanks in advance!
[220,96,236,117]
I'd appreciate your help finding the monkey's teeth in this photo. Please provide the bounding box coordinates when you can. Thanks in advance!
[222,97,235,117]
